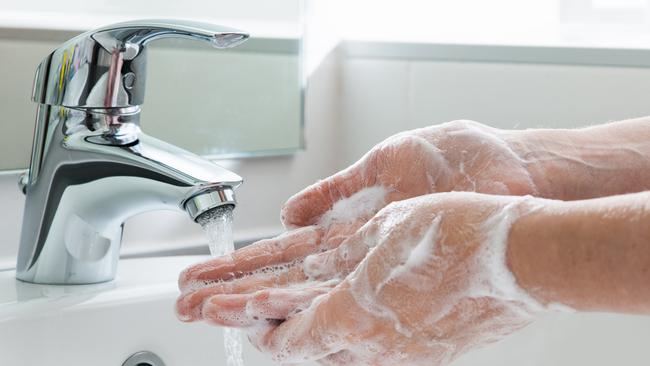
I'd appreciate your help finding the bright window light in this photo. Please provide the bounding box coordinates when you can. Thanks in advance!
[315,0,650,48]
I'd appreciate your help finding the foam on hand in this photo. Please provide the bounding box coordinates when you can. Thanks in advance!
[315,193,573,365]
[469,196,547,313]
[375,216,441,293]
[318,185,390,227]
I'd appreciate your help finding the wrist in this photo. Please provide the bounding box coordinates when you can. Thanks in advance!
[506,198,566,308]
[507,193,650,313]
[472,195,551,314]
[499,128,581,200]
[501,126,650,200]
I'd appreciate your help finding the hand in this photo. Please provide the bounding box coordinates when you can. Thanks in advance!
[177,120,538,321]
[282,119,537,229]
[192,192,546,365]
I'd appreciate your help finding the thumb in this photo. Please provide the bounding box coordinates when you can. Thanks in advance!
[281,152,378,228]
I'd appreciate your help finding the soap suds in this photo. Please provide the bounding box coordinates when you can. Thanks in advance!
[320,193,572,365]
[246,292,348,363]
[318,185,390,227]
[375,217,441,293]
[469,196,546,314]
[346,248,416,339]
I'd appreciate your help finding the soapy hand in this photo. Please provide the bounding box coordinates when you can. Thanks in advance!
[281,119,537,229]
[195,192,545,365]
[177,121,539,320]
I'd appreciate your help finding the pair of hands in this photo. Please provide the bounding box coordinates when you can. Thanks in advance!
[176,120,545,365]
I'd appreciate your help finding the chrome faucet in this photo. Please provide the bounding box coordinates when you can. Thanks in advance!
[16,20,248,285]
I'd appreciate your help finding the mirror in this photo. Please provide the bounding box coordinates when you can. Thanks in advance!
[0,0,303,171]
[144,37,302,158]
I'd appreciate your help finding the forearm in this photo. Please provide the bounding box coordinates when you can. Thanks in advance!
[507,191,650,314]
[502,117,650,200]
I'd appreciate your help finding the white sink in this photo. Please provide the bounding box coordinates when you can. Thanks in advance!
[0,256,279,366]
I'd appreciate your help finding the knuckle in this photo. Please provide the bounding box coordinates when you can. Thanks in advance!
[178,266,197,289]
[175,295,196,322]
[445,119,481,130]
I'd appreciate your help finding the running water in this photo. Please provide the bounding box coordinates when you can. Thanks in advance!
[198,205,244,366]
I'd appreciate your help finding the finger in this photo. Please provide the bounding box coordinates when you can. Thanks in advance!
[320,219,365,247]
[177,264,309,322]
[202,284,335,327]
[303,231,370,281]
[200,292,250,327]
[179,226,323,292]
[245,284,335,322]
[253,286,364,363]
[281,152,378,228]
[178,228,368,323]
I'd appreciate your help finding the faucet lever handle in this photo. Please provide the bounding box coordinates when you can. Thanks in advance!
[91,19,249,54]
[32,19,248,109]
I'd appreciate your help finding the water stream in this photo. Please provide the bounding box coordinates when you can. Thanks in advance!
[198,205,244,366]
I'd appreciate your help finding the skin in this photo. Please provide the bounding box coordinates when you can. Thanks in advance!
[502,116,650,200]
[508,191,650,313]
[176,118,650,365]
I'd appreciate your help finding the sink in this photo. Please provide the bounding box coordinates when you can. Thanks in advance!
[0,256,281,366]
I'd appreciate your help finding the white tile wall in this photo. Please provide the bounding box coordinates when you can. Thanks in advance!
[340,57,650,166]
[340,59,410,164]
[408,60,650,130]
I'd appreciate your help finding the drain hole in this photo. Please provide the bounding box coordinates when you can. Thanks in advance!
[122,351,165,366]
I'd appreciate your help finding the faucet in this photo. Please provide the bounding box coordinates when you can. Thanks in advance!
[16,20,248,285]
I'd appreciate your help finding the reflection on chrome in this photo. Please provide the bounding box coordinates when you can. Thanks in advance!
[17,20,248,285]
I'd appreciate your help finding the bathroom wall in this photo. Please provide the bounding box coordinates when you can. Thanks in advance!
[339,51,650,166]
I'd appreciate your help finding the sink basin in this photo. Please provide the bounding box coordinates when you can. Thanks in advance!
[0,256,285,366]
